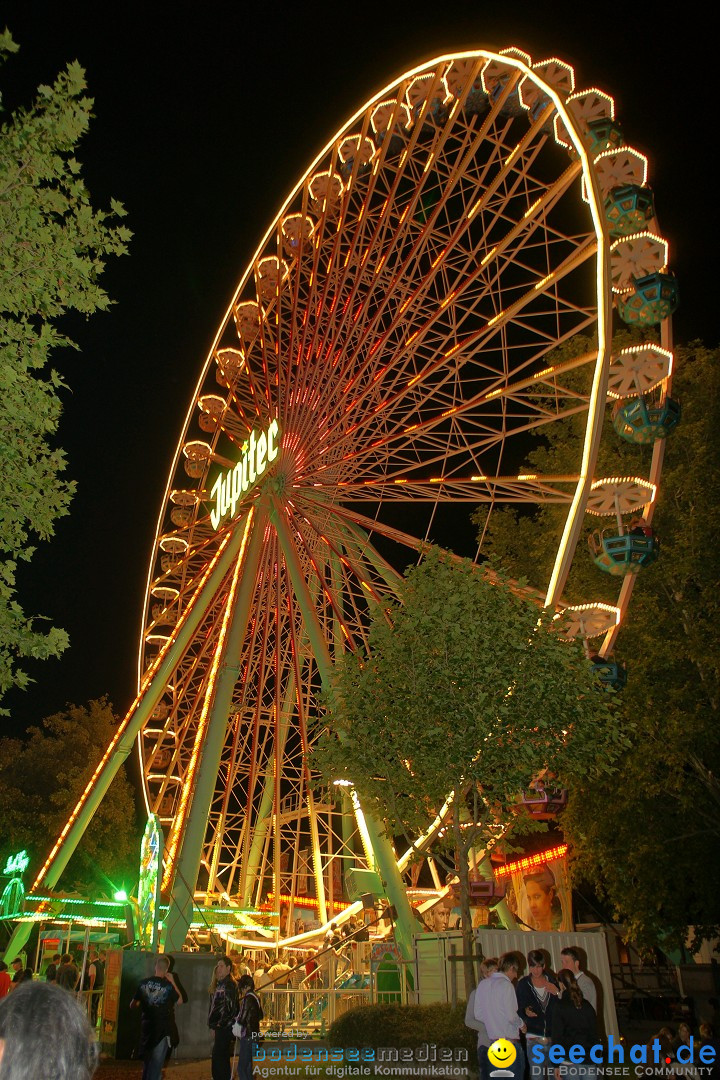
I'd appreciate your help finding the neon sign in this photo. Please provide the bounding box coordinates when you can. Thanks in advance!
[2,850,29,877]
[210,419,280,530]
[494,844,568,878]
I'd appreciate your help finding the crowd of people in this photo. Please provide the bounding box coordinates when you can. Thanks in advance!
[1,938,718,1080]
[467,946,719,1080]
[130,953,264,1080]
[0,947,105,1021]
[468,946,603,1080]
[129,931,373,1080]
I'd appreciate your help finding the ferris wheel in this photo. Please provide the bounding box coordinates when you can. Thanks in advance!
[126,48,677,953]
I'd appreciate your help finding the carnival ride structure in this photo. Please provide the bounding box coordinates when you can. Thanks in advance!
[3,47,677,961]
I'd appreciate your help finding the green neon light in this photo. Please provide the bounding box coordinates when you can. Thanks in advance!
[2,850,29,876]
[210,419,281,530]
[32,896,126,908]
[114,889,128,902]
[0,878,25,918]
[2,913,127,926]
[137,815,163,949]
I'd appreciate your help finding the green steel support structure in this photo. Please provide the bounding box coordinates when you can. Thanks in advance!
[162,506,267,953]
[269,494,417,961]
[2,522,252,963]
[240,670,296,909]
[329,547,360,879]
[342,522,520,929]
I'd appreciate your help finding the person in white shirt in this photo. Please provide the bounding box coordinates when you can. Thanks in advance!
[465,958,499,1079]
[559,948,597,1013]
[474,955,526,1080]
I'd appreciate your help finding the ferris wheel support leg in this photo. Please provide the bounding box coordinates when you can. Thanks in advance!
[162,508,267,954]
[240,670,296,907]
[269,495,417,962]
[340,522,404,595]
[1,525,250,964]
[329,548,362,876]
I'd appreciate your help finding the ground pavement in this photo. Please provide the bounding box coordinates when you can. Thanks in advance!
[96,1061,210,1079]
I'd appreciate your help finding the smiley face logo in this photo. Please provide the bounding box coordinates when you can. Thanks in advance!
[488,1039,517,1070]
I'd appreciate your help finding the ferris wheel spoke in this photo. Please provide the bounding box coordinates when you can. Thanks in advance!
[292,84,527,419]
[283,510,364,651]
[303,253,597,478]
[295,141,554,428]
[299,496,428,555]
[316,236,599,467]
[290,505,391,619]
[308,348,597,480]
[324,474,578,503]
[355,165,586,412]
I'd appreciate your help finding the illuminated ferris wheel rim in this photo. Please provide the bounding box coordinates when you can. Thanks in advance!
[131,47,673,944]
[140,47,620,658]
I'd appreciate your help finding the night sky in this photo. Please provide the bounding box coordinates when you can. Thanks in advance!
[2,2,715,736]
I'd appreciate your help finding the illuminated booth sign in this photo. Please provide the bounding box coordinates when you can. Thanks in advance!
[210,418,280,530]
[137,815,163,949]
[2,850,29,877]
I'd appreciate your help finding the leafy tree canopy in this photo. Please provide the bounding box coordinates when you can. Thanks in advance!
[0,697,139,894]
[0,31,131,699]
[474,336,720,951]
[314,549,629,989]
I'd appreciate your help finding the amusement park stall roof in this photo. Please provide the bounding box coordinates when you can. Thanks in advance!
[1,0,715,738]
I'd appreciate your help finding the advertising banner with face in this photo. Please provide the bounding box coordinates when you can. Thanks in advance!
[505,851,572,932]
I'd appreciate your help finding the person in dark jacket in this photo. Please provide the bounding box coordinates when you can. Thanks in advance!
[130,955,180,1080]
[551,970,598,1080]
[234,974,263,1080]
[517,950,560,1079]
[208,956,238,1080]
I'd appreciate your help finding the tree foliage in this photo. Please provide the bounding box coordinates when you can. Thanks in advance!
[0,697,138,893]
[474,337,720,951]
[0,32,131,698]
[314,549,628,990]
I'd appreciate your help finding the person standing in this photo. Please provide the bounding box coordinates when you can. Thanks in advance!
[0,962,11,999]
[92,949,105,1023]
[559,948,597,1013]
[552,970,598,1080]
[466,957,499,1080]
[234,973,263,1080]
[130,954,180,1080]
[80,948,97,1022]
[208,955,238,1080]
[516,950,560,1079]
[84,946,104,1027]
[56,953,79,992]
[9,959,24,988]
[45,953,61,983]
[474,954,526,1080]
